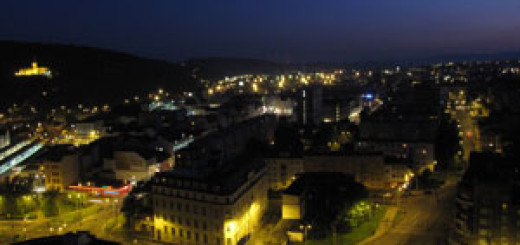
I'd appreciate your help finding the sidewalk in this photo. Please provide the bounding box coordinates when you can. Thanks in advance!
[357,206,398,245]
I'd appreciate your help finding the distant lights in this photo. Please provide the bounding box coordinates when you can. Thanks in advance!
[362,93,374,100]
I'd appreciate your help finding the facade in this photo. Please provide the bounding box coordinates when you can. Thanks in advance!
[14,61,52,78]
[0,128,10,149]
[450,152,520,245]
[266,156,304,191]
[356,84,440,169]
[355,139,435,171]
[39,145,79,191]
[102,150,172,184]
[151,157,269,245]
[267,153,413,191]
[295,85,323,125]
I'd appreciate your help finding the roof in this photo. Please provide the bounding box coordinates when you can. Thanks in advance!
[154,142,267,195]
[284,172,357,196]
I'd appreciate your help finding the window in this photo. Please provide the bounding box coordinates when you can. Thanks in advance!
[177,203,182,211]
[201,207,207,216]
[179,229,183,238]
[171,227,176,235]
[187,230,192,239]
[202,221,207,230]
[195,233,199,242]
[204,234,208,244]
[185,204,190,212]
[194,220,199,228]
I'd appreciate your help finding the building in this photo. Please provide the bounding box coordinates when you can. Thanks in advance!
[355,85,440,169]
[281,172,366,222]
[295,85,323,125]
[304,154,413,190]
[151,153,269,245]
[175,115,277,169]
[39,145,80,192]
[266,153,413,191]
[102,149,172,184]
[14,61,52,78]
[0,127,10,149]
[450,152,520,245]
[266,155,304,191]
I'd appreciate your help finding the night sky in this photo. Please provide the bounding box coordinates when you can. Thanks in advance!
[1,0,519,62]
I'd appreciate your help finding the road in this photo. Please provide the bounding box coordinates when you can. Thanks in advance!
[453,108,480,162]
[0,198,126,244]
[364,175,457,245]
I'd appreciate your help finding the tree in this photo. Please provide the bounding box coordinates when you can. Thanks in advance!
[435,113,461,170]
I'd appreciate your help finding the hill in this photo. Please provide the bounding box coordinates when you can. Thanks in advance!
[184,58,294,80]
[0,41,199,111]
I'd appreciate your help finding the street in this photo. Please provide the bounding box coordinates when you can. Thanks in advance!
[0,197,126,244]
[364,175,457,245]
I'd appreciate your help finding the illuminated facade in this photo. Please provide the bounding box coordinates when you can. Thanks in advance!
[151,160,269,245]
[267,154,413,191]
[39,146,79,192]
[0,128,10,149]
[14,62,52,78]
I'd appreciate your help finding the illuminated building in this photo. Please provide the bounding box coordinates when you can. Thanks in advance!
[296,85,323,125]
[151,154,269,245]
[14,61,52,78]
[102,149,172,184]
[151,115,276,245]
[39,145,79,192]
[450,152,520,245]
[267,149,413,192]
[0,127,10,149]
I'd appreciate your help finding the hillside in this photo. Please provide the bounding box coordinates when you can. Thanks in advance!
[0,41,199,110]
[184,58,294,80]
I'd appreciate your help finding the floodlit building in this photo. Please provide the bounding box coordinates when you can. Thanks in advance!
[0,127,10,149]
[151,115,276,245]
[39,145,80,192]
[295,85,323,125]
[266,153,413,191]
[14,61,52,78]
[101,149,172,184]
[151,154,269,245]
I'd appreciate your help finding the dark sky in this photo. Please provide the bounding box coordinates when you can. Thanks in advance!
[1,0,519,63]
